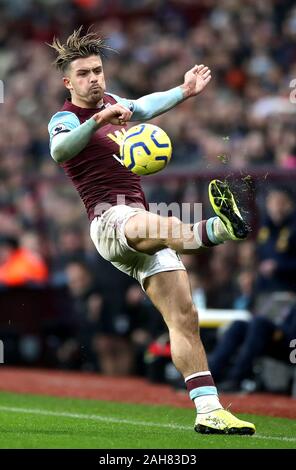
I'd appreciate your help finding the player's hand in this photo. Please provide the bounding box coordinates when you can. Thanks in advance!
[93,103,132,127]
[181,64,212,98]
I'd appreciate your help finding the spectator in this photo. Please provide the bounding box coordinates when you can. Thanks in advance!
[206,247,238,308]
[209,299,296,393]
[49,260,105,370]
[0,235,48,286]
[52,260,135,374]
[256,187,296,293]
[232,268,256,311]
[51,226,90,285]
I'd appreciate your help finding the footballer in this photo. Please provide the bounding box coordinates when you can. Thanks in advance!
[48,27,255,435]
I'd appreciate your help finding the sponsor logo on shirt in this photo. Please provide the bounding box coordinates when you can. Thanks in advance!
[52,123,68,137]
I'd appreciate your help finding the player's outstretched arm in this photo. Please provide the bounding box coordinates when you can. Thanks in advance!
[114,64,212,121]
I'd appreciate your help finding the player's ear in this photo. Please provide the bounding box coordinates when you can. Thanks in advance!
[63,76,73,91]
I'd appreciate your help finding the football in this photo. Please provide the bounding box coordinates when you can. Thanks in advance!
[120,123,172,175]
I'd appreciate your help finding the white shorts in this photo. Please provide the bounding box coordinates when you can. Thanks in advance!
[90,205,185,290]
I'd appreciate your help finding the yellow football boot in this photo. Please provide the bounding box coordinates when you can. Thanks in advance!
[208,179,250,241]
[195,408,256,435]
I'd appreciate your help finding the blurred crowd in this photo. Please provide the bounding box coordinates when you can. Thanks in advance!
[0,0,296,393]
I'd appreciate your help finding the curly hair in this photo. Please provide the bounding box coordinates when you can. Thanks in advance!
[48,26,112,72]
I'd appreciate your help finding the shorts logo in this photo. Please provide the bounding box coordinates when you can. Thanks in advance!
[52,123,68,136]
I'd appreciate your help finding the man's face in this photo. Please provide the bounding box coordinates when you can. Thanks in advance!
[63,55,106,106]
[266,191,294,225]
[66,263,91,297]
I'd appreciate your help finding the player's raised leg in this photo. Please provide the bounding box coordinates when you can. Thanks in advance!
[125,180,250,255]
[144,269,256,435]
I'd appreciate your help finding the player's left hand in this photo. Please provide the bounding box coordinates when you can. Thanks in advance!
[181,64,212,98]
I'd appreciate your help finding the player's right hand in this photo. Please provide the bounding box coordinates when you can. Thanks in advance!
[93,104,132,127]
[181,64,212,98]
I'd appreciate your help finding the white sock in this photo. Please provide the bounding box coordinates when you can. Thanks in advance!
[185,371,224,414]
[194,395,223,414]
[207,216,230,244]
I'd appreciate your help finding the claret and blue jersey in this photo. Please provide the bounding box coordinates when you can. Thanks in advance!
[48,93,148,221]
[48,88,183,221]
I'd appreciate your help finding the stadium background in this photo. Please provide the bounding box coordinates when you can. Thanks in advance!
[0,0,296,397]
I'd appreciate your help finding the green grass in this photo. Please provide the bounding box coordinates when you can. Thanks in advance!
[0,391,295,449]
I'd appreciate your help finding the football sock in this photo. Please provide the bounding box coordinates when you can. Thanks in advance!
[206,216,230,244]
[192,220,215,247]
[185,371,223,414]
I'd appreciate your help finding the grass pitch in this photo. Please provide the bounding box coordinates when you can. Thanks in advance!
[0,391,295,449]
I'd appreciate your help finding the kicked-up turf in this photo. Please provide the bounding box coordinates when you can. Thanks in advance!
[0,391,295,449]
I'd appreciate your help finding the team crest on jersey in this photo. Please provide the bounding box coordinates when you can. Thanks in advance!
[107,129,126,166]
[52,123,68,137]
[107,128,127,146]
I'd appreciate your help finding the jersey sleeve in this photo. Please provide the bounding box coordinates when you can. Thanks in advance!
[106,87,183,121]
[106,93,135,113]
[48,111,80,146]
